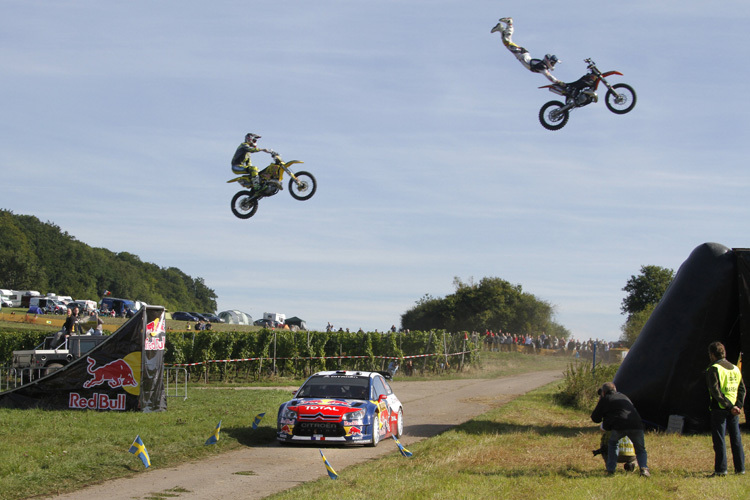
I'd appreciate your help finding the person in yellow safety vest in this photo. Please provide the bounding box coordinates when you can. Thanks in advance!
[706,341,746,477]
[593,430,637,472]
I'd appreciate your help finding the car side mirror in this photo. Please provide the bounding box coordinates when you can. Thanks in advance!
[378,394,387,402]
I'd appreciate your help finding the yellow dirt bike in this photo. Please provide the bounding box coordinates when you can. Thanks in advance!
[227,154,317,219]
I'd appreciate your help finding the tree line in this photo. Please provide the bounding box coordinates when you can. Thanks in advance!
[401,276,570,338]
[0,210,217,313]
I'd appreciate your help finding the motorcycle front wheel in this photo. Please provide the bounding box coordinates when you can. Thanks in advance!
[539,101,569,131]
[231,191,259,219]
[605,83,636,114]
[289,171,317,201]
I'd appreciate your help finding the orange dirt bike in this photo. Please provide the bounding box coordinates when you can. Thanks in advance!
[538,58,636,131]
[228,154,317,219]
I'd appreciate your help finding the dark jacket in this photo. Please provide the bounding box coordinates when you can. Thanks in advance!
[706,358,746,411]
[231,142,260,167]
[591,391,644,431]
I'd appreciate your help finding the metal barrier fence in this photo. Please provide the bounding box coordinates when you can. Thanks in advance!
[165,366,188,400]
[0,365,47,391]
[0,364,10,392]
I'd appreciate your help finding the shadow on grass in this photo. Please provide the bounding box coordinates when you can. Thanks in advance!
[454,418,596,438]
[458,465,608,479]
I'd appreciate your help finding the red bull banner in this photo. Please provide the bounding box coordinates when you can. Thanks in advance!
[0,306,167,412]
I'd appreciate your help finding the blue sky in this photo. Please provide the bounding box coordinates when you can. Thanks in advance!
[2,1,748,339]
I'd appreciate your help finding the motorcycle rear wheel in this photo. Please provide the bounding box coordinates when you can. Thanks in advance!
[605,83,636,114]
[231,190,259,219]
[289,171,317,201]
[539,101,569,131]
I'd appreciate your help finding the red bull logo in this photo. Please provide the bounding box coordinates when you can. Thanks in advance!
[347,426,362,436]
[280,424,293,435]
[304,399,349,406]
[145,314,166,350]
[83,357,138,389]
[146,316,165,336]
[68,392,127,410]
[144,336,165,351]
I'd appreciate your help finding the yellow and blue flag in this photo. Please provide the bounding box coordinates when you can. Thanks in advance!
[205,420,222,445]
[392,436,413,457]
[319,449,338,479]
[129,435,151,468]
[252,412,266,430]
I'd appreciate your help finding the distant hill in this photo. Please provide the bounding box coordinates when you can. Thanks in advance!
[0,210,216,312]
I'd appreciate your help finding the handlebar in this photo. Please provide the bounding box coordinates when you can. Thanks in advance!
[584,58,595,66]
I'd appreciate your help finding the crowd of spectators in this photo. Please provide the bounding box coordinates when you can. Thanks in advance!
[477,330,618,357]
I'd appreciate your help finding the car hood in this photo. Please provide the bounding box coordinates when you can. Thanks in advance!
[287,398,369,419]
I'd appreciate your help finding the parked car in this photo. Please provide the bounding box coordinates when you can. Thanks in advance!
[276,370,404,447]
[99,297,136,317]
[67,300,97,315]
[189,312,211,322]
[201,313,224,323]
[171,311,201,322]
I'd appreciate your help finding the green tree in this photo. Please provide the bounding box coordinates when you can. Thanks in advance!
[620,302,656,347]
[620,265,674,318]
[0,210,217,312]
[401,276,568,336]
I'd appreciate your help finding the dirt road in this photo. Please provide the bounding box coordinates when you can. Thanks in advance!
[43,370,561,500]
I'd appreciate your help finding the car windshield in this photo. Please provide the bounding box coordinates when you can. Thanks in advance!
[296,375,370,400]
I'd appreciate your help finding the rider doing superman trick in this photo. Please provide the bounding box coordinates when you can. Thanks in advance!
[491,17,563,85]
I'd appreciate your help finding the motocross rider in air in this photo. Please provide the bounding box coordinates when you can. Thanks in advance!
[231,133,276,190]
[491,17,563,85]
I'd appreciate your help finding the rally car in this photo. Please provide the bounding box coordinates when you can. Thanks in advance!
[276,370,404,446]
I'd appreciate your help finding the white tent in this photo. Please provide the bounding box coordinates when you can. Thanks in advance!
[218,309,253,325]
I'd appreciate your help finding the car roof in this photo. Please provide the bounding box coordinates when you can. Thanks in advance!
[309,370,391,380]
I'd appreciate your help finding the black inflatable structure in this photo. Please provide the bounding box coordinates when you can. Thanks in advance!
[614,243,750,432]
[0,305,167,411]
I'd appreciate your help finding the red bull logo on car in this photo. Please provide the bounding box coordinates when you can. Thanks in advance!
[280,424,294,435]
[83,357,138,389]
[304,399,349,406]
[344,426,363,438]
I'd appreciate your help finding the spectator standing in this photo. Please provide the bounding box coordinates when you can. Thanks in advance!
[63,306,81,335]
[706,341,746,476]
[93,311,104,335]
[590,382,650,477]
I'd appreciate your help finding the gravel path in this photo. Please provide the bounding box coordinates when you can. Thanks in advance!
[43,370,562,500]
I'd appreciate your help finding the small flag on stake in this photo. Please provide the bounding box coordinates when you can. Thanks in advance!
[392,435,413,457]
[252,412,266,430]
[319,449,338,479]
[205,420,222,445]
[129,435,151,468]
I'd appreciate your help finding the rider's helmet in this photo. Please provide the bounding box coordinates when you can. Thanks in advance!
[543,54,560,70]
[245,133,261,144]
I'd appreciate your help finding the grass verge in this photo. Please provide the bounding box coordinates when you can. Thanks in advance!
[0,389,291,500]
[267,382,748,500]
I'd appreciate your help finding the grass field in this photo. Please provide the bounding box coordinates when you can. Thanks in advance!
[5,352,740,500]
[0,388,290,500]
[267,384,749,500]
